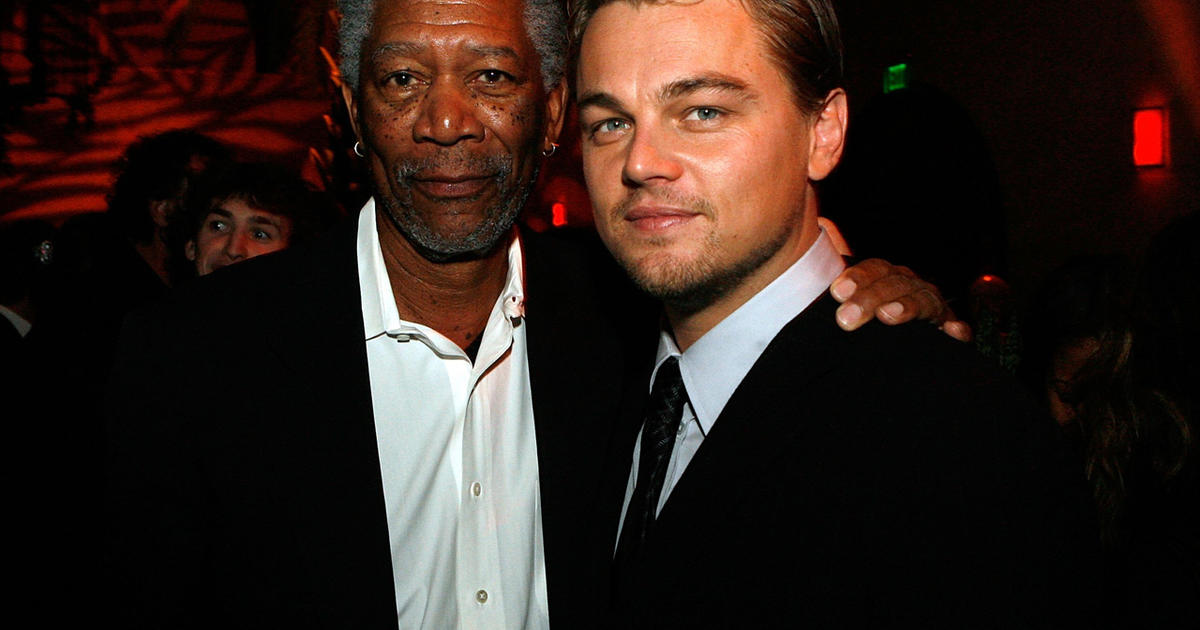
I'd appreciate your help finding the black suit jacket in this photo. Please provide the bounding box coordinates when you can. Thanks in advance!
[103,220,654,629]
[610,295,1098,629]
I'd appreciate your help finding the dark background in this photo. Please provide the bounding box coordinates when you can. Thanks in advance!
[2,0,1197,303]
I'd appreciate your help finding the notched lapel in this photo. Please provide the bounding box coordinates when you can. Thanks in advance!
[521,229,656,625]
[653,296,845,531]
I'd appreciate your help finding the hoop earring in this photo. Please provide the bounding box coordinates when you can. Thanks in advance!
[541,142,558,158]
[353,141,365,158]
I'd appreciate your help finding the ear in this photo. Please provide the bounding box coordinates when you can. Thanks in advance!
[542,76,569,151]
[185,239,197,262]
[150,200,173,228]
[341,82,363,146]
[807,88,848,181]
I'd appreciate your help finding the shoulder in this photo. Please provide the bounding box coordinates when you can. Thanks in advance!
[148,218,357,325]
[520,225,656,330]
[789,294,1026,395]
[761,294,1055,453]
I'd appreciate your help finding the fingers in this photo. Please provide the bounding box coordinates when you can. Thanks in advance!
[940,320,973,342]
[832,259,977,344]
[834,267,939,331]
[830,259,914,303]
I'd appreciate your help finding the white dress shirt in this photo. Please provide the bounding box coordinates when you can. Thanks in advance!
[357,200,549,630]
[618,229,846,535]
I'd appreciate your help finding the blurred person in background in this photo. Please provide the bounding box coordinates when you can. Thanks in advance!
[33,130,231,395]
[1069,212,1199,628]
[0,218,55,390]
[171,161,331,279]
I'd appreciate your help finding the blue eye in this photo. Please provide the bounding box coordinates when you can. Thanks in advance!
[598,119,629,133]
[687,107,721,121]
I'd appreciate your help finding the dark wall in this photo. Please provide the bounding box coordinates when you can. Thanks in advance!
[834,0,1199,298]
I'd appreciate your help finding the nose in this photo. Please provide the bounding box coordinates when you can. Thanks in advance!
[223,232,250,260]
[413,79,486,146]
[622,125,684,188]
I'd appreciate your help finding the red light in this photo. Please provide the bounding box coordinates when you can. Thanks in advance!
[551,202,568,227]
[1133,108,1165,167]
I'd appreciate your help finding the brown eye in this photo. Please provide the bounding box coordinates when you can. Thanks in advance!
[383,71,415,87]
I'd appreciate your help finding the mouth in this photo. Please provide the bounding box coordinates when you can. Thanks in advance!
[408,172,496,200]
[623,205,700,232]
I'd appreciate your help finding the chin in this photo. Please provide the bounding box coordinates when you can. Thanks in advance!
[622,249,714,298]
[404,216,517,261]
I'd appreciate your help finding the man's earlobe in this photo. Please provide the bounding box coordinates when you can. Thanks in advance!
[807,89,849,181]
[185,240,197,262]
[543,77,570,149]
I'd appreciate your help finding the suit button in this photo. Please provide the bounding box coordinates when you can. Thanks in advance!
[476,589,489,604]
[471,482,482,497]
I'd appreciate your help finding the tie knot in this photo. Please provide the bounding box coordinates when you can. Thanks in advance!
[652,356,684,401]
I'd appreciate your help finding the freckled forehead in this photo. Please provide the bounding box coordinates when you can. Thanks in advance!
[369,0,532,50]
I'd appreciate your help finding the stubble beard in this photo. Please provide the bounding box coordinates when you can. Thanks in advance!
[377,151,537,262]
[607,191,792,316]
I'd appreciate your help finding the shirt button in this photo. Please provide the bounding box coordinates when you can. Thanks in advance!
[677,421,687,436]
[475,589,488,604]
[471,482,482,497]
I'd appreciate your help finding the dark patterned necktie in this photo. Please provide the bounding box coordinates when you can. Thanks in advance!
[614,356,688,569]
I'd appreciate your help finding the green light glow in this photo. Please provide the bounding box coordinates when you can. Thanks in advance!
[883,63,908,93]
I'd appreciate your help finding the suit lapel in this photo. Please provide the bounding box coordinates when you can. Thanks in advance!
[258,221,398,628]
[653,296,844,530]
[522,229,657,625]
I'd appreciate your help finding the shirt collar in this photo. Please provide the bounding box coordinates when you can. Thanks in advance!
[0,304,31,337]
[356,197,526,342]
[652,228,845,435]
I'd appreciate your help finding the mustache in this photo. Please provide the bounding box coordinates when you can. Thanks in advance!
[394,151,513,181]
[610,188,716,218]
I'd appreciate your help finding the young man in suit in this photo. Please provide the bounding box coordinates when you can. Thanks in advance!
[574,0,1096,626]
[102,1,966,628]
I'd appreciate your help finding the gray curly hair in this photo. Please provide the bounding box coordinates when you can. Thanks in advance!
[338,0,568,94]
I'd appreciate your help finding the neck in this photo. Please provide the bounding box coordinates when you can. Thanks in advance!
[666,216,820,351]
[377,213,512,352]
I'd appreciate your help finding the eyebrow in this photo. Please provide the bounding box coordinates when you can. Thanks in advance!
[466,44,520,62]
[205,207,286,227]
[371,42,520,63]
[371,41,424,63]
[247,214,286,228]
[576,91,625,113]
[659,74,752,101]
[578,73,756,113]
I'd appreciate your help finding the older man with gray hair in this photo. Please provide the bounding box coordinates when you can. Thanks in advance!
[103,1,962,628]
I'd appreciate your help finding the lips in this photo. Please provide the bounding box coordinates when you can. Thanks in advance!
[624,205,699,232]
[409,172,495,200]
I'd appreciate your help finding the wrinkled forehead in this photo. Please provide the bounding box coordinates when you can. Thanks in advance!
[366,0,538,63]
